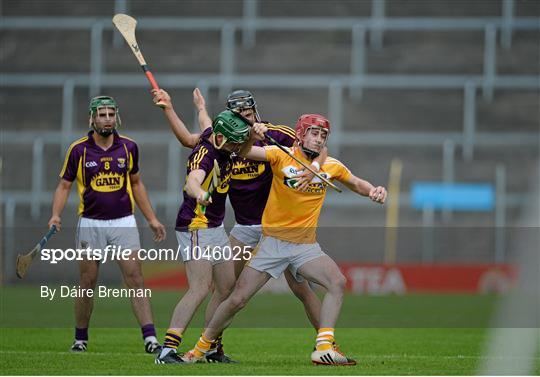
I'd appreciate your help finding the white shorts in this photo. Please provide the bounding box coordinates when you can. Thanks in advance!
[230,224,262,248]
[246,235,326,281]
[176,225,231,265]
[76,215,141,254]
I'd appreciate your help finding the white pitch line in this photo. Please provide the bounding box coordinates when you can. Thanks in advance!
[361,354,539,360]
[0,350,537,361]
[0,350,151,356]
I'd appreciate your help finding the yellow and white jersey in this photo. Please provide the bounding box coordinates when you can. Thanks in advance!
[261,146,352,243]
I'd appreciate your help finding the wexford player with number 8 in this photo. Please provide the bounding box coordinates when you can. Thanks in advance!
[48,96,166,354]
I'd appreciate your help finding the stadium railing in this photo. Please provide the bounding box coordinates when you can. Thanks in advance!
[1,13,538,157]
[1,13,538,226]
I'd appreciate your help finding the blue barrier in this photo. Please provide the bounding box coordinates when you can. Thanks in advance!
[411,182,495,211]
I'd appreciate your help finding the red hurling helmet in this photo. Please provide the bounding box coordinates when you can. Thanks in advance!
[295,114,331,159]
[295,114,331,142]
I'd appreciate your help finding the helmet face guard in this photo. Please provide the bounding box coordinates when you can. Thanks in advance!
[88,96,121,136]
[295,114,331,159]
[226,89,261,122]
[212,110,251,151]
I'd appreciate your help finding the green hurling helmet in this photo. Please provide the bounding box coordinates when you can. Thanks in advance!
[212,110,251,148]
[88,95,122,130]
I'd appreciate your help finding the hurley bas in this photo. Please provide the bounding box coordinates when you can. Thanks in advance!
[40,285,152,300]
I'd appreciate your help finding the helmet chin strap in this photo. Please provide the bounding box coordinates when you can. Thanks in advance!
[212,135,236,157]
[254,108,262,123]
[300,145,320,159]
[212,133,228,150]
[97,128,114,137]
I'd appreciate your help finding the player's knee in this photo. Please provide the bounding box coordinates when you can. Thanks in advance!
[215,284,234,300]
[334,272,347,292]
[79,272,97,289]
[228,292,248,312]
[123,270,144,288]
[329,272,347,294]
[187,280,212,299]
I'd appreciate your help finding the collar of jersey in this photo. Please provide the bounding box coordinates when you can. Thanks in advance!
[292,146,311,164]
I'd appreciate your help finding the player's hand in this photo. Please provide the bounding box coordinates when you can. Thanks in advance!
[48,215,61,232]
[292,168,316,191]
[149,219,166,242]
[197,192,212,207]
[193,88,206,112]
[151,89,171,110]
[369,186,387,204]
[251,123,268,141]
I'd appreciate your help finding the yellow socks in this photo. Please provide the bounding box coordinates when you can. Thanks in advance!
[193,334,214,358]
[316,327,334,351]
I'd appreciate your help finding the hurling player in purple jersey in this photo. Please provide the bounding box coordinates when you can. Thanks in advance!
[48,96,166,354]
[153,105,252,365]
[151,89,326,344]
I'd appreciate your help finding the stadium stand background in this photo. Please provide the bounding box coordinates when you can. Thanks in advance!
[1,0,538,286]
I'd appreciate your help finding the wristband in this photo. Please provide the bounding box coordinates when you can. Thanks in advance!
[311,161,320,172]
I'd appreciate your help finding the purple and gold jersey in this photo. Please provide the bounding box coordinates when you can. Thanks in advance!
[176,128,233,231]
[60,131,139,220]
[229,124,295,225]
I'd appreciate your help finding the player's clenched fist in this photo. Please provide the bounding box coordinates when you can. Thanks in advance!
[151,89,171,109]
[48,215,62,232]
[251,123,268,141]
[369,186,387,204]
[197,191,212,207]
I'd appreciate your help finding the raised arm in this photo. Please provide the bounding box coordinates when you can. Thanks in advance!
[342,174,387,204]
[193,88,212,132]
[152,89,200,148]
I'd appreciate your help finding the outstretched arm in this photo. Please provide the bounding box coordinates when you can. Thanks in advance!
[239,123,268,161]
[242,145,268,161]
[152,89,200,148]
[193,88,212,132]
[342,174,387,204]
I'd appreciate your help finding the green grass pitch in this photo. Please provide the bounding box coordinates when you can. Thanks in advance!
[1,286,539,375]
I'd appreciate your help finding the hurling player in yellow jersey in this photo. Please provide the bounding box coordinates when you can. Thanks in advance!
[182,114,387,366]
